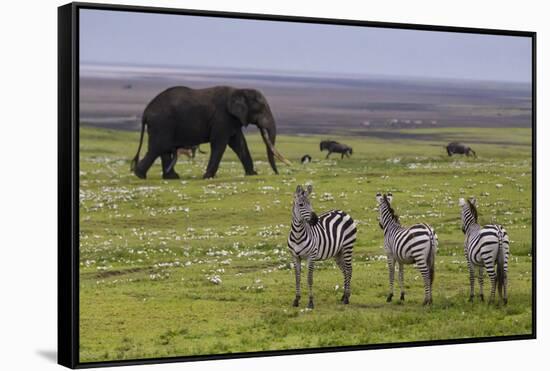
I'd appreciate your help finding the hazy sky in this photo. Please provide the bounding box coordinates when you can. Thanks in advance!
[80,9,532,83]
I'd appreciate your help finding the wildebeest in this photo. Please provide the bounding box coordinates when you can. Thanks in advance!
[446,142,476,158]
[301,154,312,164]
[320,140,353,159]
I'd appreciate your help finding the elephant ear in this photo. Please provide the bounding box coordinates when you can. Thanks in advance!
[227,90,249,126]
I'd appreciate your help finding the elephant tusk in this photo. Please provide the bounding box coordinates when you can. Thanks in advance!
[261,128,292,166]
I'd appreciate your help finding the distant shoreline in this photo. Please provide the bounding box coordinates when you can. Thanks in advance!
[79,63,532,133]
[80,62,533,87]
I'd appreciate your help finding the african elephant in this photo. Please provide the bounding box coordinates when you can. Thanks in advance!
[446,142,476,158]
[130,86,291,179]
[320,140,353,159]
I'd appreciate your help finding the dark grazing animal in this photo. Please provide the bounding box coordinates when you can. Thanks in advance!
[287,184,357,309]
[376,193,437,305]
[446,142,476,158]
[301,154,312,164]
[459,197,509,304]
[320,140,353,159]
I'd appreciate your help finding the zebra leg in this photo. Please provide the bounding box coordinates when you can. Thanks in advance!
[416,259,432,305]
[387,257,395,302]
[342,249,353,304]
[335,254,347,303]
[503,249,509,305]
[478,266,484,302]
[503,270,508,305]
[307,258,315,309]
[485,260,497,304]
[292,256,301,307]
[467,260,475,302]
[398,263,405,301]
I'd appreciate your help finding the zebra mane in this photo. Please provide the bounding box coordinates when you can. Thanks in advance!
[466,199,478,222]
[383,195,399,223]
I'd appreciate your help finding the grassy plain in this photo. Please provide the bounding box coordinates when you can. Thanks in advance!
[79,126,532,362]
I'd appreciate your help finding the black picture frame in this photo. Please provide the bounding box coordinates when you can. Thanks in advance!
[58,2,537,368]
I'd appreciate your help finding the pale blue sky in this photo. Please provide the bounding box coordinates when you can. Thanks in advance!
[80,9,532,83]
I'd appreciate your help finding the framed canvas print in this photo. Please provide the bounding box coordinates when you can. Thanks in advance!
[58,2,536,368]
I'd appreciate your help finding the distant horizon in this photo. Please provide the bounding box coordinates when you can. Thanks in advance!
[80,61,532,86]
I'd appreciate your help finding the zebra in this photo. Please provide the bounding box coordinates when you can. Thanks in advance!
[459,197,510,304]
[287,184,357,309]
[376,192,437,305]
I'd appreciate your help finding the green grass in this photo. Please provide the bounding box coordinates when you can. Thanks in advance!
[79,125,533,362]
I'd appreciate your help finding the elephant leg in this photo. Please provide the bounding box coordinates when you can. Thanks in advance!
[228,131,257,175]
[135,151,158,179]
[161,152,180,179]
[203,140,228,179]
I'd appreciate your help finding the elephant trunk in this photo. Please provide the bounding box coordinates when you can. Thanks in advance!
[258,119,291,174]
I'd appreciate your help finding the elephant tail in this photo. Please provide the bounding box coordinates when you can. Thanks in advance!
[130,116,146,171]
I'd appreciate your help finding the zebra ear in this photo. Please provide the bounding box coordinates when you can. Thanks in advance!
[376,192,382,203]
[458,198,466,206]
[387,193,393,203]
[295,185,302,194]
[306,184,313,195]
[470,198,477,206]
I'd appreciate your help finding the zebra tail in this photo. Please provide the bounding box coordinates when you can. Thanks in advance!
[428,229,436,285]
[496,227,505,299]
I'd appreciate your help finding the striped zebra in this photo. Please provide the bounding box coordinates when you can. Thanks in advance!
[459,198,510,304]
[288,184,357,309]
[376,193,437,305]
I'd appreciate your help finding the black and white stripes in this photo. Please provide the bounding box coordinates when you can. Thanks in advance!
[287,184,357,309]
[286,187,512,308]
[376,193,437,306]
[459,198,510,304]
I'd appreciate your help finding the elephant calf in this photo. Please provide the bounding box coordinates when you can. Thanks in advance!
[131,86,291,179]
